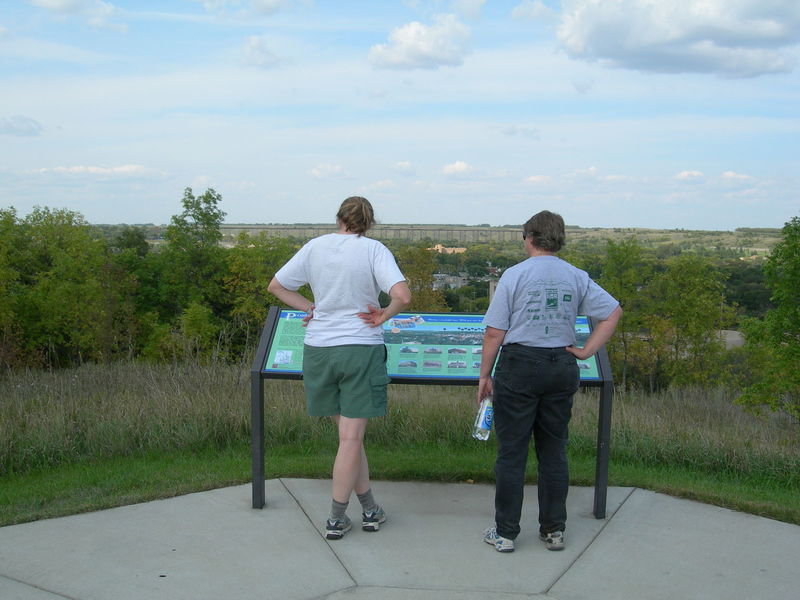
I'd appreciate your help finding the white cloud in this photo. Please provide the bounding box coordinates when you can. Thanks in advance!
[188,0,288,14]
[310,163,346,179]
[393,161,415,175]
[250,0,288,14]
[369,14,471,70]
[185,0,224,10]
[572,79,593,94]
[451,0,485,19]
[192,175,213,189]
[359,179,395,194]
[33,164,165,176]
[0,115,43,137]
[524,175,552,183]
[675,170,704,180]
[28,0,87,12]
[573,166,598,178]
[722,170,753,181]
[0,25,9,39]
[29,0,125,30]
[241,35,281,68]
[512,0,554,20]
[502,125,540,139]
[442,160,473,175]
[557,0,800,78]
[0,37,113,64]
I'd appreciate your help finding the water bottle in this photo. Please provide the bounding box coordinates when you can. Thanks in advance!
[472,397,493,441]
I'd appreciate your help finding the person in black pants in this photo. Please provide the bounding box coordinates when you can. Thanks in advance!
[477,210,621,552]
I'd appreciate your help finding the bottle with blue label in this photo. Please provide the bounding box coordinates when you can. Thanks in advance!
[472,397,493,441]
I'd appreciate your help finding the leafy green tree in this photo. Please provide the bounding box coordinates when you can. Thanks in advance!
[224,232,299,343]
[0,208,23,368]
[720,258,772,318]
[738,217,800,420]
[7,207,137,366]
[112,225,150,258]
[395,244,449,312]
[179,301,220,359]
[641,253,734,388]
[599,238,652,388]
[158,188,229,319]
[167,188,226,248]
[444,281,489,313]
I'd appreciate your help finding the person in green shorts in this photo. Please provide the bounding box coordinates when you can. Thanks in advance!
[268,196,411,539]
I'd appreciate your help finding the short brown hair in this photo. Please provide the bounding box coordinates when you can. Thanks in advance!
[523,210,565,252]
[337,196,375,235]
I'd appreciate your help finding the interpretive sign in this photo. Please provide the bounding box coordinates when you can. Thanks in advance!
[251,306,614,519]
[261,310,601,383]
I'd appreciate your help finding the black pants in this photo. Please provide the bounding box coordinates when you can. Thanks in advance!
[492,344,580,539]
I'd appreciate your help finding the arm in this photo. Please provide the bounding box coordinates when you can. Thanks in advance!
[267,277,315,325]
[358,281,412,328]
[566,305,622,360]
[477,325,506,405]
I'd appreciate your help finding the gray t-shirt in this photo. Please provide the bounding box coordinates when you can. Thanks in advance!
[275,233,406,347]
[483,255,618,347]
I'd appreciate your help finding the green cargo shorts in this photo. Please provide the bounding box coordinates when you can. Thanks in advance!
[302,344,390,418]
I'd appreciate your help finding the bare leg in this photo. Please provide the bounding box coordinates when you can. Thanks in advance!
[354,446,370,495]
[331,415,370,503]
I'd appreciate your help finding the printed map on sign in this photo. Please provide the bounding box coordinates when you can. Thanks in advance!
[262,311,601,382]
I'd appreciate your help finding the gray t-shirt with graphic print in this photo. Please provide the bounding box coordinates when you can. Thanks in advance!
[483,255,618,347]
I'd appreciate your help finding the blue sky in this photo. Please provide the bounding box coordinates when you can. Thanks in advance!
[1,0,798,229]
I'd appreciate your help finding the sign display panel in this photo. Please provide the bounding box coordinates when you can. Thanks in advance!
[262,310,600,382]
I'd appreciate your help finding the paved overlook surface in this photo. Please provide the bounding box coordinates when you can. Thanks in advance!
[1,479,798,600]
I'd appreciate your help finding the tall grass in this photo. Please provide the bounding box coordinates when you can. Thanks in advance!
[2,361,798,494]
[0,362,251,474]
[572,386,798,486]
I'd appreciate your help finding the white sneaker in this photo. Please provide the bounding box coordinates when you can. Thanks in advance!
[483,526,514,552]
[539,530,565,551]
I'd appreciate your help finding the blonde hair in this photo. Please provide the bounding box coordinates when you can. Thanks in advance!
[336,196,375,235]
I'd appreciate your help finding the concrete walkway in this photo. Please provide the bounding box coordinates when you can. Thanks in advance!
[1,479,797,599]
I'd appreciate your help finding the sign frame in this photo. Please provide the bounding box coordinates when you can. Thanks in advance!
[260,309,604,385]
[250,306,614,518]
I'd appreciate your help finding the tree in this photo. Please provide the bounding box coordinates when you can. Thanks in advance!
[0,208,23,368]
[158,188,229,319]
[112,225,150,258]
[599,238,652,388]
[395,244,449,312]
[224,232,299,344]
[166,188,226,249]
[179,301,220,359]
[640,253,734,388]
[738,217,800,420]
[7,207,137,366]
[720,258,772,318]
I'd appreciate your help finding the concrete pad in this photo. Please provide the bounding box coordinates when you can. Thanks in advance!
[0,577,66,600]
[2,480,797,600]
[322,586,549,599]
[0,481,352,600]
[551,488,800,600]
[283,479,633,596]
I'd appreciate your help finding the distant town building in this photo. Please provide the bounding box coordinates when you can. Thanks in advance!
[427,243,467,254]
[433,273,470,290]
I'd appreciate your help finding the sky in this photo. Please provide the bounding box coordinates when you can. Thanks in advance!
[1,0,799,230]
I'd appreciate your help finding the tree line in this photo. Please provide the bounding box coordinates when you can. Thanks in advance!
[1,189,797,419]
